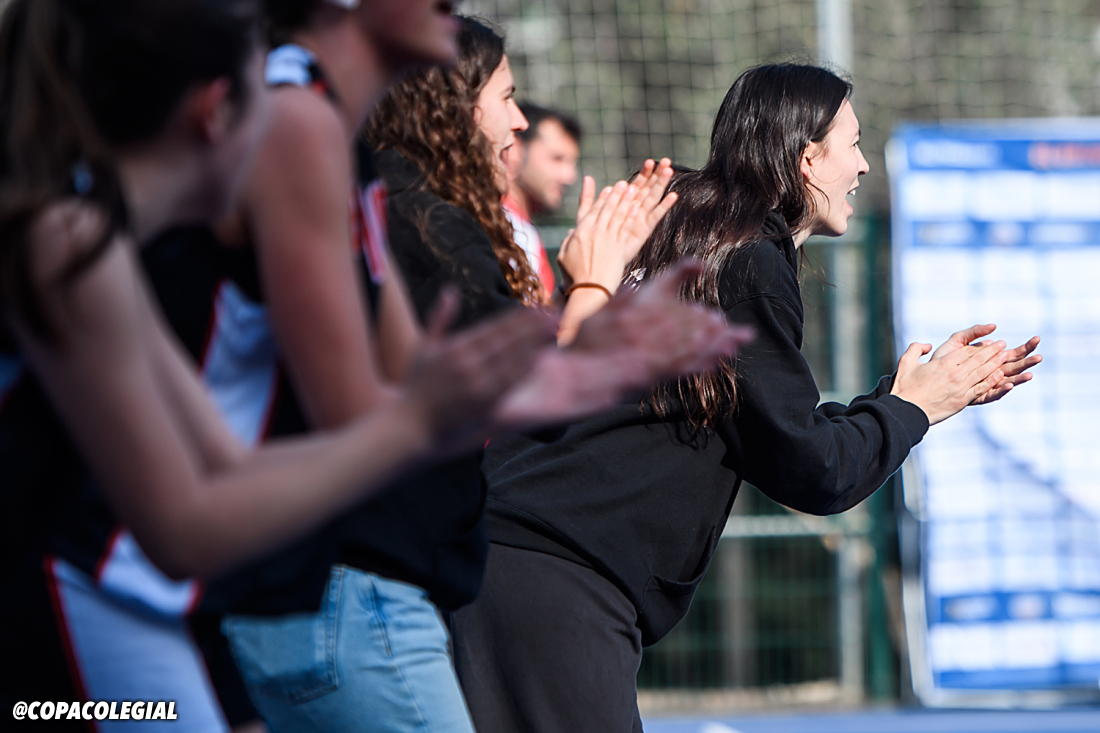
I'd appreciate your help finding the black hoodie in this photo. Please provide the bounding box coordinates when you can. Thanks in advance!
[480,212,929,645]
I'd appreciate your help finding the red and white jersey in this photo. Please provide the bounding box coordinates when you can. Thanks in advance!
[502,194,556,301]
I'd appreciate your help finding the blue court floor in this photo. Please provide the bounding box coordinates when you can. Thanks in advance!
[644,708,1100,733]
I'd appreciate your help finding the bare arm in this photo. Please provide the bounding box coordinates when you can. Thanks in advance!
[372,254,424,382]
[17,228,428,578]
[17,204,556,579]
[244,89,389,427]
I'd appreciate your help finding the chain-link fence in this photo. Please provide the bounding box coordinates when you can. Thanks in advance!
[466,0,1100,215]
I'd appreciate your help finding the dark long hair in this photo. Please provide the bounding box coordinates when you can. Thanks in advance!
[637,63,852,427]
[366,16,542,306]
[0,0,257,340]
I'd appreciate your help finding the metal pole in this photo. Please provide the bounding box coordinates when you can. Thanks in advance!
[831,240,868,397]
[838,536,866,703]
[816,0,854,73]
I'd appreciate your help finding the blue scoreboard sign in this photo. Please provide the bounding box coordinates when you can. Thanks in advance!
[888,121,1100,700]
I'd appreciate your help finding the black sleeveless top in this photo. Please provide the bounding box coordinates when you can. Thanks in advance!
[0,349,107,581]
[140,44,390,614]
[148,45,490,614]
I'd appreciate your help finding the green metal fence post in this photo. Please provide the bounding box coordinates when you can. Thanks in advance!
[863,213,899,701]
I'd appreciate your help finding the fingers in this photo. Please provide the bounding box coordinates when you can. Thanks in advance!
[645,190,678,232]
[971,367,1036,405]
[609,181,643,233]
[636,158,673,211]
[631,159,657,189]
[955,334,1041,386]
[898,341,932,371]
[643,160,675,209]
[967,364,1006,403]
[1000,336,1041,371]
[575,176,597,222]
[948,323,997,348]
[462,309,557,392]
[578,185,615,232]
[425,287,461,341]
[410,306,559,454]
[1001,352,1043,377]
[959,341,1010,388]
[469,307,557,361]
[592,180,630,237]
[610,303,727,381]
[673,316,753,373]
[972,382,1013,405]
[1000,371,1033,388]
[1008,335,1041,358]
[959,339,1008,371]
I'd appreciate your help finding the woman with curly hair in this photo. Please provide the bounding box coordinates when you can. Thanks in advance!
[367,21,544,325]
[367,16,663,340]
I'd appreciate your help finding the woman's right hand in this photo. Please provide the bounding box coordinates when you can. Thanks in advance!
[890,325,1013,425]
[556,158,678,294]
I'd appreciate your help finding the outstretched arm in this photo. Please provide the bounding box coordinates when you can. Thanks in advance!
[244,90,392,428]
[19,206,556,579]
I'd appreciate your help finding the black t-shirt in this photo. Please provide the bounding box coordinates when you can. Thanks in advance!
[482,212,930,645]
[331,149,520,611]
[376,148,518,328]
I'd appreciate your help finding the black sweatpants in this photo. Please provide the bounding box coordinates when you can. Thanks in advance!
[451,542,644,733]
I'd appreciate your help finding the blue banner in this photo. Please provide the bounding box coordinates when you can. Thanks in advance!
[889,120,1100,696]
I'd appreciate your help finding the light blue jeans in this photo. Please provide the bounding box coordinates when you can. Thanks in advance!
[223,566,476,733]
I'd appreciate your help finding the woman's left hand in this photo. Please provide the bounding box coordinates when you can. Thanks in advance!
[925,324,1042,405]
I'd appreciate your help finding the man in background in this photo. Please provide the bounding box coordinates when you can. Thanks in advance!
[503,103,582,302]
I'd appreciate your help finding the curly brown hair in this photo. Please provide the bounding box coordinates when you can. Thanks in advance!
[365,16,542,306]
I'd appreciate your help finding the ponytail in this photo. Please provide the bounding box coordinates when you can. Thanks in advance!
[0,0,257,340]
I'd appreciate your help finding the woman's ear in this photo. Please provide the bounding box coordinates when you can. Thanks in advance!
[800,141,820,183]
